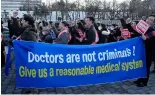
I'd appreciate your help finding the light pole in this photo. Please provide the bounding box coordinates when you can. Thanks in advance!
[4,10,7,22]
[28,0,30,12]
[56,0,57,21]
[25,0,30,13]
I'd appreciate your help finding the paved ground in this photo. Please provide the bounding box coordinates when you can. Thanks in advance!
[1,55,155,94]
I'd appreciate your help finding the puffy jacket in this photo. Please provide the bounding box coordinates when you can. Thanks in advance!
[20,27,38,42]
[54,28,71,44]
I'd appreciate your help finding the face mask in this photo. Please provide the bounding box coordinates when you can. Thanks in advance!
[98,25,102,30]
[102,29,111,36]
[42,31,46,35]
[110,27,114,30]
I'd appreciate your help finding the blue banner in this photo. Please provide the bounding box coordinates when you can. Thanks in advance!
[13,37,147,88]
[5,45,13,76]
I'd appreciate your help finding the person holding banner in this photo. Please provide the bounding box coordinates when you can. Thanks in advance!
[135,14,155,87]
[19,14,39,94]
[74,20,86,45]
[54,21,71,44]
[77,17,98,45]
[143,15,155,73]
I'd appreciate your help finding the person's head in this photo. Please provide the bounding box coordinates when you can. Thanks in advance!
[45,22,48,26]
[42,27,49,36]
[142,16,146,21]
[78,30,84,37]
[85,17,95,28]
[131,21,136,27]
[101,24,107,31]
[21,14,35,28]
[55,22,59,29]
[49,21,53,25]
[146,14,155,26]
[59,21,69,30]
[77,20,86,32]
[58,17,62,21]
[49,21,55,27]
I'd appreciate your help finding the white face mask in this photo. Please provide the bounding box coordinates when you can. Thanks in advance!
[98,25,102,30]
[110,26,114,30]
[42,31,46,35]
[102,30,110,36]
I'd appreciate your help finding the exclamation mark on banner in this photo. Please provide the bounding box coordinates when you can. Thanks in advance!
[133,46,135,56]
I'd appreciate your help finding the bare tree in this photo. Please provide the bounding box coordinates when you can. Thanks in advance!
[85,0,100,17]
[31,0,155,21]
[33,3,49,20]
[119,1,129,19]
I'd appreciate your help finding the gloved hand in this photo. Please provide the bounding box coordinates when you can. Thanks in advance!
[11,35,17,40]
[141,34,147,40]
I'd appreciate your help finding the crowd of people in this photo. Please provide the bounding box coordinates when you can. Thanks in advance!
[1,13,155,88]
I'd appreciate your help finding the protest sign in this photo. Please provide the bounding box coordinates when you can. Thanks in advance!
[120,28,131,38]
[13,37,146,88]
[13,11,18,17]
[136,20,150,34]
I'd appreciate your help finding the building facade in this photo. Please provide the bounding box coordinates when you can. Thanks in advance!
[1,0,41,11]
[1,0,41,22]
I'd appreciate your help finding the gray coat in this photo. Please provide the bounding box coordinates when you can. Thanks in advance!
[54,32,70,44]
[21,28,38,42]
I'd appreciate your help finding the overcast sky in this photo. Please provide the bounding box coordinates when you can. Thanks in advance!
[42,0,126,4]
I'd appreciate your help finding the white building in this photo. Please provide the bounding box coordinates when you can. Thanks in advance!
[1,0,41,22]
[1,0,41,11]
[45,11,86,22]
